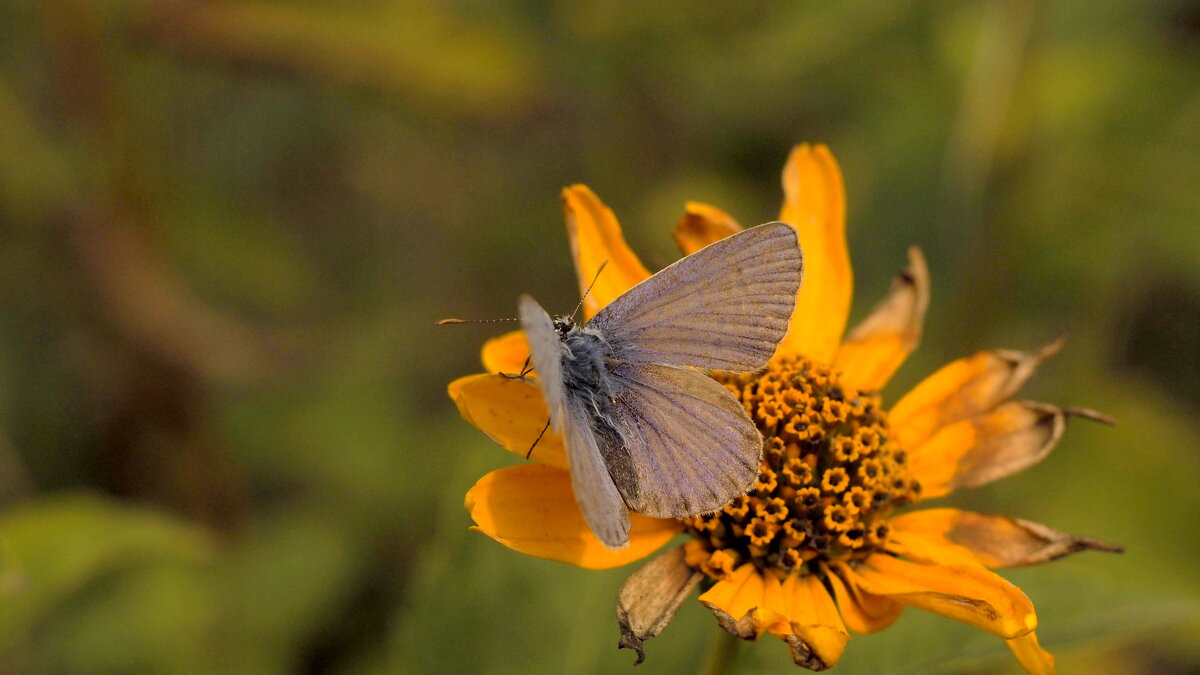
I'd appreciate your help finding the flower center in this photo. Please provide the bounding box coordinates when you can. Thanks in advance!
[682,355,920,581]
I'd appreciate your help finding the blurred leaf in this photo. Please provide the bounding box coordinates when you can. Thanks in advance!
[0,78,76,223]
[0,493,213,653]
[30,565,215,673]
[133,1,544,118]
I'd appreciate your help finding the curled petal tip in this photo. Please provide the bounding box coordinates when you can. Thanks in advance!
[1063,406,1116,426]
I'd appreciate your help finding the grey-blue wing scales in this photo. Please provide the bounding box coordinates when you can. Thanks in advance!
[518,294,631,550]
[518,295,569,428]
[603,362,762,518]
[561,401,632,549]
[588,222,802,372]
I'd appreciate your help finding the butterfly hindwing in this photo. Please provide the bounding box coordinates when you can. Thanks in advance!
[588,222,802,372]
[562,400,632,549]
[602,362,762,518]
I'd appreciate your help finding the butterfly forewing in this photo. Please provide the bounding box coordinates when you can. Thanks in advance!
[518,295,568,429]
[604,363,762,518]
[588,222,802,372]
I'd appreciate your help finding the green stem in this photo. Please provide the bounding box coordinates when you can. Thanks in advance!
[698,630,740,675]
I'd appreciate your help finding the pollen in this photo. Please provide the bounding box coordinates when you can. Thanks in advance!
[682,355,920,580]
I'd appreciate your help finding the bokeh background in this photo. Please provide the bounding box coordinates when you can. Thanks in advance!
[1,1,1198,673]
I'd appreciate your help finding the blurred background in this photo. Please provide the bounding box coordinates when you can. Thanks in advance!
[0,0,1197,673]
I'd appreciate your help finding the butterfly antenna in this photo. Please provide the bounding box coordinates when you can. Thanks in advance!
[571,260,609,322]
[435,317,519,326]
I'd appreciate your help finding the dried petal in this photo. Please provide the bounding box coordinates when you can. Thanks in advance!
[834,247,930,393]
[907,401,1068,498]
[844,554,1038,639]
[697,564,785,640]
[890,508,1123,568]
[616,545,703,664]
[889,338,1065,449]
[777,573,850,670]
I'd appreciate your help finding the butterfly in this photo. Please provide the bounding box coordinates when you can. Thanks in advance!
[518,221,803,550]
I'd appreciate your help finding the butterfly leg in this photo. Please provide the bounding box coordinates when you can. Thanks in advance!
[500,356,534,380]
[526,417,551,459]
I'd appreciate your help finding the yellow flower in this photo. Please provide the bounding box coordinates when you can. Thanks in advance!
[450,144,1122,672]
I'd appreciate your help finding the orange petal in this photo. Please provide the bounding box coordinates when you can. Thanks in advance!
[889,508,1123,568]
[776,144,852,364]
[697,564,786,639]
[672,201,743,255]
[906,401,1065,499]
[1007,631,1056,675]
[844,554,1037,639]
[825,564,904,634]
[447,374,567,470]
[774,573,850,669]
[888,338,1064,449]
[883,522,985,569]
[465,464,680,569]
[480,330,530,375]
[562,185,651,319]
[833,247,930,392]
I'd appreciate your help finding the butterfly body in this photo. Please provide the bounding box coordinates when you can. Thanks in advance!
[555,319,616,419]
[519,222,804,550]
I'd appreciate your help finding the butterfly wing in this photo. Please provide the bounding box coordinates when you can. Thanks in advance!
[602,362,762,518]
[561,399,632,549]
[588,222,802,372]
[518,294,568,429]
[518,294,631,550]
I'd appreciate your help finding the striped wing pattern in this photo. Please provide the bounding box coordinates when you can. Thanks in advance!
[563,401,632,549]
[589,222,802,372]
[605,363,762,518]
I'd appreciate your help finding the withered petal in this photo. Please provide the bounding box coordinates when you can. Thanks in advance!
[890,508,1122,568]
[777,573,850,670]
[889,338,1065,450]
[834,246,930,393]
[908,401,1076,499]
[700,603,763,641]
[616,545,703,665]
[846,554,1038,639]
[785,634,831,671]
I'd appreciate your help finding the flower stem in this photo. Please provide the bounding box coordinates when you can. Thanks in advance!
[698,630,740,675]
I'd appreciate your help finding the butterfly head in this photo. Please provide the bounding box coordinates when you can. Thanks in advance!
[552,316,576,339]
